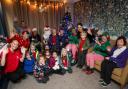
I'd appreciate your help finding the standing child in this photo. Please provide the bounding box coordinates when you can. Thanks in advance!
[24,52,35,74]
[61,48,72,73]
[59,29,68,50]
[33,56,49,83]
[48,29,60,53]
[77,32,90,69]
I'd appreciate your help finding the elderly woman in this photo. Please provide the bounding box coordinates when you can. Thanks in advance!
[0,39,26,83]
[99,36,128,87]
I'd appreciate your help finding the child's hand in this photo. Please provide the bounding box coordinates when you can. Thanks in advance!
[60,42,63,46]
[81,48,83,51]
[107,46,112,52]
[105,57,110,60]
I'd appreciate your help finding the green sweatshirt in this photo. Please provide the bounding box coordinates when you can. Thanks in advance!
[68,35,79,45]
[93,41,111,56]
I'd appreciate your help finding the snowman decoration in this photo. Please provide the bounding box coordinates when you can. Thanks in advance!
[43,26,51,44]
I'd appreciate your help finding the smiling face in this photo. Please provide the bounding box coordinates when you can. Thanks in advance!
[62,49,67,57]
[52,29,57,35]
[23,32,29,39]
[39,56,45,65]
[53,52,57,59]
[10,40,19,51]
[26,53,31,60]
[60,30,64,36]
[117,39,125,48]
[78,25,83,32]
[101,36,108,43]
[30,44,35,52]
[80,32,87,39]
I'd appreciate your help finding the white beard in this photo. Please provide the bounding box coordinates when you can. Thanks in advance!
[43,30,51,41]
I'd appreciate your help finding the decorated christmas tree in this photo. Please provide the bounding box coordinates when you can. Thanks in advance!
[60,12,72,35]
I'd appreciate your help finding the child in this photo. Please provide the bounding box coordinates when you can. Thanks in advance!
[24,52,35,74]
[33,56,49,83]
[61,48,72,73]
[49,51,65,75]
[48,29,60,53]
[59,29,68,50]
[85,34,111,74]
[66,28,79,64]
[29,43,39,61]
[77,32,90,69]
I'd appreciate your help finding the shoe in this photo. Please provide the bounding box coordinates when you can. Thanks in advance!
[76,65,80,68]
[82,69,86,72]
[86,70,94,75]
[101,82,109,87]
[98,79,104,83]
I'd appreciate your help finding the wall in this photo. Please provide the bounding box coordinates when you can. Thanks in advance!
[74,0,128,37]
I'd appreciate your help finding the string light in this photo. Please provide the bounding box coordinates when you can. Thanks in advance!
[18,0,65,11]
[5,0,13,4]
[27,0,30,5]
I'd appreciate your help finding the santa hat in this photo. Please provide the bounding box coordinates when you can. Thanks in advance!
[32,28,37,32]
[44,26,50,31]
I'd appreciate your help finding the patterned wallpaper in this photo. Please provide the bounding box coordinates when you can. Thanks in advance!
[74,0,128,37]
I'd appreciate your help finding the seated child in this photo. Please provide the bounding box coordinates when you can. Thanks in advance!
[33,56,49,83]
[49,51,65,75]
[85,34,111,74]
[23,52,35,74]
[61,48,72,73]
[29,43,39,61]
[66,28,79,64]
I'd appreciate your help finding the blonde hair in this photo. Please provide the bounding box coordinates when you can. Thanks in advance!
[61,48,67,58]
[80,32,87,36]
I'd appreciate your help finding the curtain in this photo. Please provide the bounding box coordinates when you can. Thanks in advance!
[0,1,8,37]
[13,1,65,35]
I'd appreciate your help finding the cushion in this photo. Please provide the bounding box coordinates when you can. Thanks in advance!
[95,60,122,76]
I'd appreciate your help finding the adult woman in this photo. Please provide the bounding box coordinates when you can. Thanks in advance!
[0,39,26,82]
[99,36,128,87]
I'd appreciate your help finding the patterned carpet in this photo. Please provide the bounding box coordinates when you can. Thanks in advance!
[8,67,121,89]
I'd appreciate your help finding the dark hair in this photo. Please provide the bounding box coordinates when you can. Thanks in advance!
[52,51,58,55]
[115,36,127,47]
[77,23,83,26]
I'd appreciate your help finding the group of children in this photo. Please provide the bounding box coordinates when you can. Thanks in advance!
[1,23,128,88]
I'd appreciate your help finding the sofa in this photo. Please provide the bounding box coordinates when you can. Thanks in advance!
[94,40,128,89]
[95,60,128,89]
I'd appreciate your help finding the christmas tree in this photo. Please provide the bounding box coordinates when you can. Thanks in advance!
[60,12,72,35]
